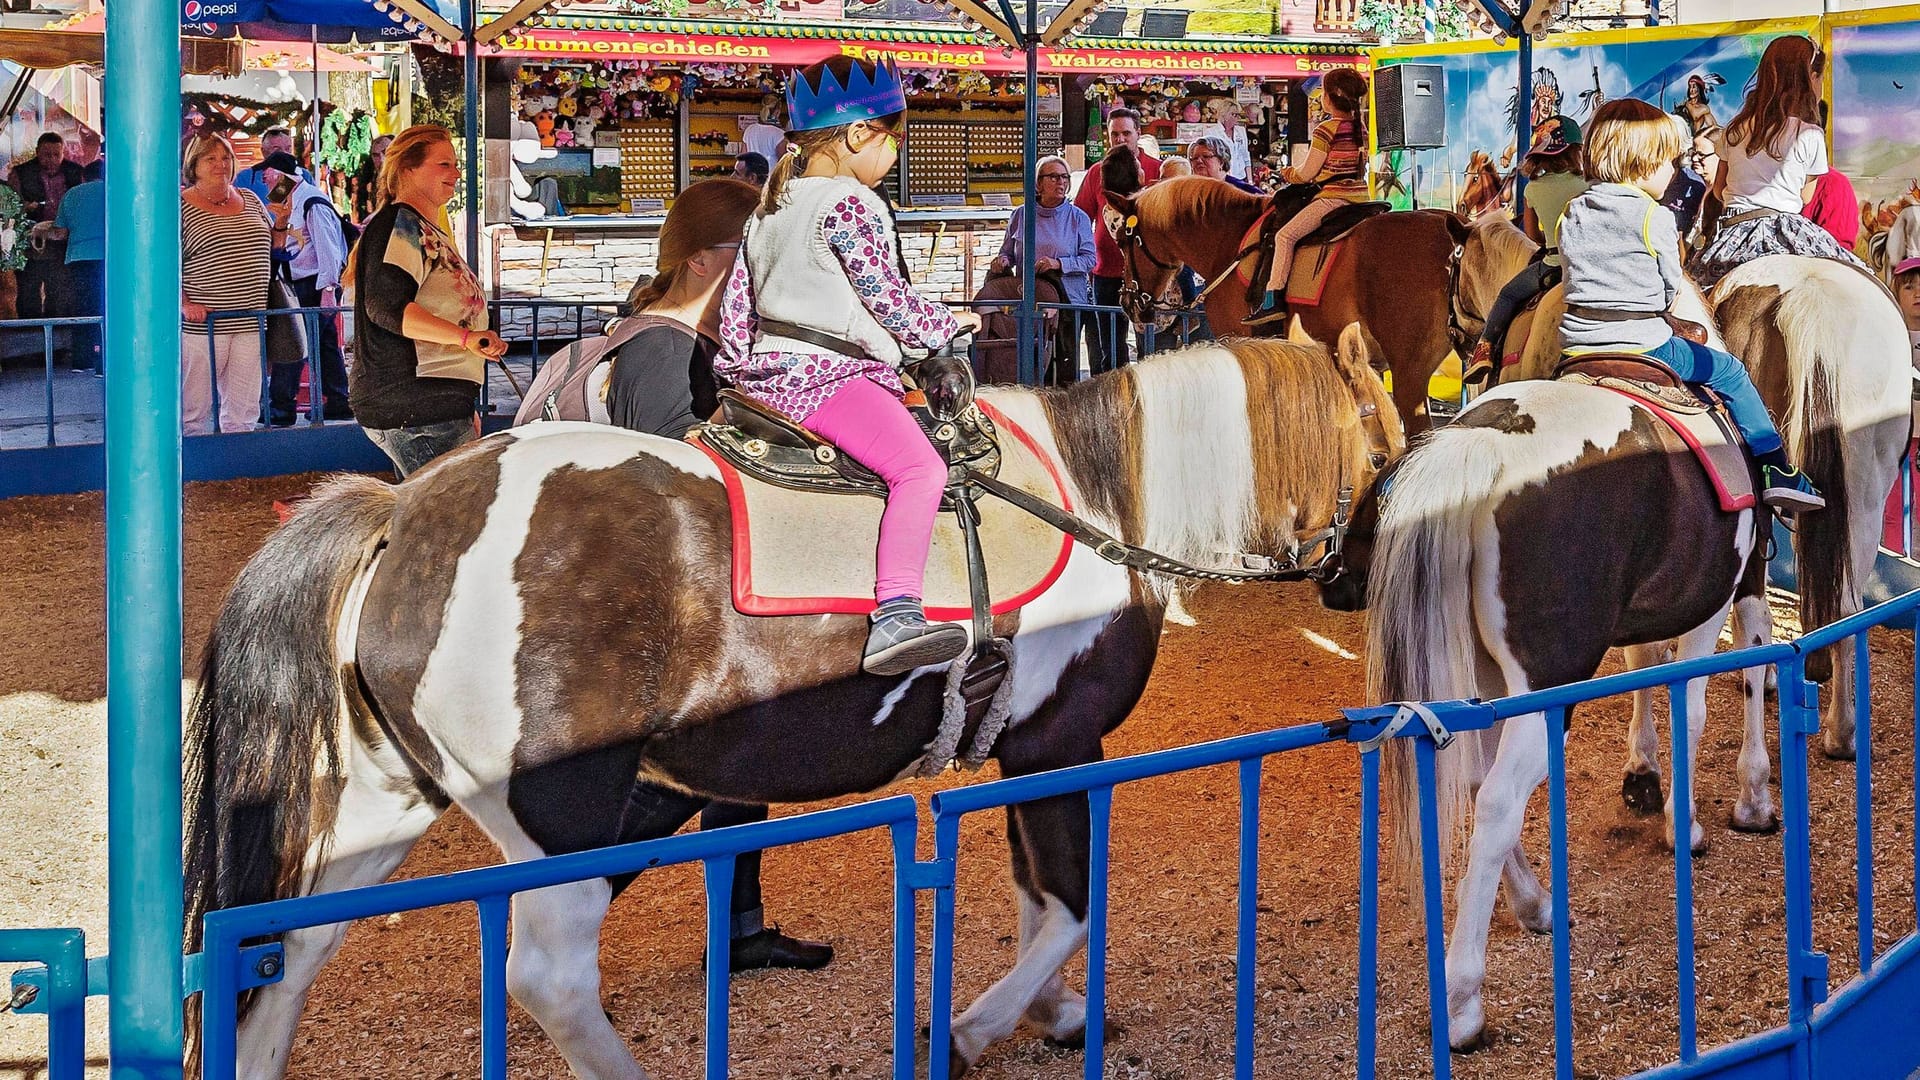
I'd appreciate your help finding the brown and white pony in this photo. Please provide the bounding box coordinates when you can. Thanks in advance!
[184,335,1404,1079]
[1455,237,1910,768]
[1105,177,1468,434]
[1321,377,1762,1050]
[1322,254,1910,1050]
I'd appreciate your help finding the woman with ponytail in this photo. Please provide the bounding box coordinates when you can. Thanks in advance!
[717,55,983,677]
[601,178,760,436]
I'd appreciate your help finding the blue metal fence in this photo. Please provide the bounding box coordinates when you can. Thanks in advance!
[11,588,1919,1077]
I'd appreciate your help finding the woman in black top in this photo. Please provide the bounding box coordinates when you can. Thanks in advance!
[346,125,506,478]
[601,178,762,438]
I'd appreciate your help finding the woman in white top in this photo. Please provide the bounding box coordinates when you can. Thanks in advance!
[1689,35,1868,287]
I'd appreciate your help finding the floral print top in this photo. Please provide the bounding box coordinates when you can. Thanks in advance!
[717,191,960,420]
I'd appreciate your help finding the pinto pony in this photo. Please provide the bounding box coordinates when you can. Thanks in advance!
[1107,177,1467,434]
[184,334,1403,1079]
[1325,378,1763,1050]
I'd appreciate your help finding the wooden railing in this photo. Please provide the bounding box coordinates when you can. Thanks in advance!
[1316,0,1362,32]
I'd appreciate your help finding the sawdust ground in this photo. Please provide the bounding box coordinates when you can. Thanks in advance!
[0,476,1912,1079]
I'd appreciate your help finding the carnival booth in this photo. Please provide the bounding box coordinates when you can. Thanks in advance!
[481,17,1361,318]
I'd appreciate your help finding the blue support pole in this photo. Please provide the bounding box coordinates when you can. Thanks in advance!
[1514,1,1535,217]
[105,0,185,1067]
[1668,682,1698,1064]
[1017,2,1040,385]
[1233,758,1262,1077]
[1546,707,1574,1080]
[1356,751,1381,1080]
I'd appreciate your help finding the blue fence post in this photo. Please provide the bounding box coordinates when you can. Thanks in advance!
[1083,786,1113,1080]
[1545,706,1574,1080]
[1853,630,1874,973]
[1356,749,1381,1080]
[105,0,186,1064]
[703,856,736,1080]
[1779,657,1829,1027]
[1234,758,1262,1078]
[928,811,960,1080]
[1413,737,1453,1080]
[888,819,918,1079]
[42,323,54,446]
[1668,680,1698,1064]
[199,917,239,1080]
[477,895,511,1080]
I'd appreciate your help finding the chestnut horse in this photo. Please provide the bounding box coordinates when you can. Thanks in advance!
[184,334,1404,1079]
[1107,177,1468,434]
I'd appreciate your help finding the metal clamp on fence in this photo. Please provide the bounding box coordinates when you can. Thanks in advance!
[1356,701,1457,753]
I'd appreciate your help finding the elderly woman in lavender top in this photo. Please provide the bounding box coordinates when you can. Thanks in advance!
[989,155,1097,305]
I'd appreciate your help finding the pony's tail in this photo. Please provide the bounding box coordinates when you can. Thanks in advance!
[1792,363,1851,683]
[184,476,395,1025]
[1771,276,1857,684]
[1366,427,1506,890]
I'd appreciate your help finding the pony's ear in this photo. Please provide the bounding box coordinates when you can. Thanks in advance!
[1107,191,1138,218]
[1334,323,1375,383]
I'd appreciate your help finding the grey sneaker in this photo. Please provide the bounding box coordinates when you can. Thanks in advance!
[1760,464,1825,515]
[863,597,968,676]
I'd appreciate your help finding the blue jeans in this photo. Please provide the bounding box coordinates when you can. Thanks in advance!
[364,415,478,478]
[1644,335,1783,456]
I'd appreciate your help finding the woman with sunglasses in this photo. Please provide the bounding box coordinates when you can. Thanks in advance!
[989,155,1096,307]
[718,56,983,676]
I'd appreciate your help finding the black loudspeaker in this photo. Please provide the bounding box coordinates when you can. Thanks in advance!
[1084,9,1126,35]
[1374,63,1446,151]
[1140,9,1189,37]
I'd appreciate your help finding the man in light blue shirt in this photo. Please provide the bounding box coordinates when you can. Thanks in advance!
[43,162,104,372]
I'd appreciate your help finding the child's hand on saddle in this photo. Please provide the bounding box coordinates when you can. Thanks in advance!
[951,310,984,334]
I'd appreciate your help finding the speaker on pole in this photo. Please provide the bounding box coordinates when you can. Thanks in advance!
[1374,63,1446,151]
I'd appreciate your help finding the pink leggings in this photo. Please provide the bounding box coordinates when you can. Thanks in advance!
[801,377,948,603]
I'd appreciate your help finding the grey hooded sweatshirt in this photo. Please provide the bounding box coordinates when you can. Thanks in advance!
[1557,181,1687,353]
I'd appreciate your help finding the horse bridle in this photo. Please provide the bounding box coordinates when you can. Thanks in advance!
[1113,212,1180,324]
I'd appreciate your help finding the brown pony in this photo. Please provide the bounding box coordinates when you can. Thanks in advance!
[184,335,1404,1079]
[1107,176,1467,433]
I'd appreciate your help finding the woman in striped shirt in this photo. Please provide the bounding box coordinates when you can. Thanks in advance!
[180,133,272,435]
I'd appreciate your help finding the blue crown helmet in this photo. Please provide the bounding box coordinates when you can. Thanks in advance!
[785,58,908,133]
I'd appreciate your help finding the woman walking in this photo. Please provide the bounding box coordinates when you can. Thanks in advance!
[347,125,504,477]
[180,133,273,435]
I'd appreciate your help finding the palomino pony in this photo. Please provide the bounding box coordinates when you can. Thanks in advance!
[1106,177,1467,434]
[185,334,1404,1078]
[1321,377,1762,1050]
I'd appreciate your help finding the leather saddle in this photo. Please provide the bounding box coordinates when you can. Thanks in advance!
[699,389,1002,504]
[1246,193,1391,306]
[1551,351,1714,413]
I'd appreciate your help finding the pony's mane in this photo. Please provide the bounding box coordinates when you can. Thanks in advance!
[1037,338,1363,598]
[1136,176,1266,241]
[1473,213,1536,271]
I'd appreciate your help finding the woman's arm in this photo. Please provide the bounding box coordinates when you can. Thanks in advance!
[400,303,503,357]
[1059,209,1098,277]
[1710,160,1728,202]
[993,209,1019,269]
[1523,204,1545,245]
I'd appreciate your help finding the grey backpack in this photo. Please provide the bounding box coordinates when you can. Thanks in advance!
[511,314,687,426]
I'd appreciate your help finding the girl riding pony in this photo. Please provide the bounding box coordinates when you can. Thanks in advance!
[1690,34,1870,287]
[1248,68,1370,326]
[716,56,983,676]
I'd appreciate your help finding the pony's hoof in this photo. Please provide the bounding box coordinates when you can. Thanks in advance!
[1621,769,1664,815]
[1043,1028,1086,1052]
[1730,806,1781,834]
[917,1025,973,1079]
[1821,735,1857,762]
